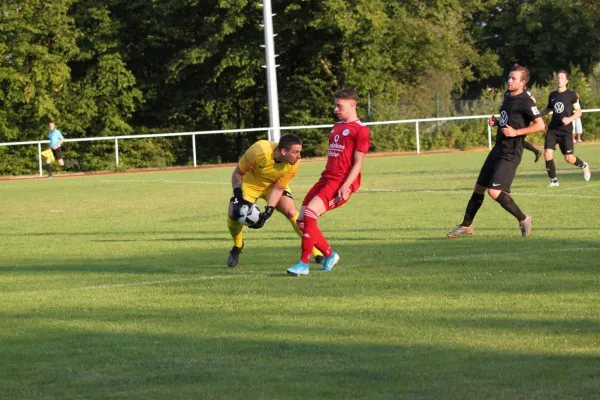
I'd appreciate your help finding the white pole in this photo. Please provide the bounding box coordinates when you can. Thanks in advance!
[415,122,420,154]
[115,138,119,168]
[487,124,492,149]
[262,0,280,142]
[192,134,197,167]
[38,143,43,177]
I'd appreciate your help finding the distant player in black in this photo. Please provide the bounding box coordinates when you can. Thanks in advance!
[540,70,591,187]
[447,64,546,238]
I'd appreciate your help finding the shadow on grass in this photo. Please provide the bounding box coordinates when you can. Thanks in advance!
[0,309,598,400]
[1,237,598,293]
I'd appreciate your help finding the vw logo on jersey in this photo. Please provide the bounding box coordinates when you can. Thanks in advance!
[554,102,565,113]
[342,128,350,136]
[334,134,340,143]
[499,111,508,126]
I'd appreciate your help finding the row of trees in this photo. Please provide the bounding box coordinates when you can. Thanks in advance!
[1,0,599,174]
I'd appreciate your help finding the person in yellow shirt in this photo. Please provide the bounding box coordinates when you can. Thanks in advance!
[227,133,324,267]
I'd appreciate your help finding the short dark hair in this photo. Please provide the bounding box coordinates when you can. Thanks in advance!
[277,133,302,151]
[334,88,359,102]
[557,70,569,80]
[511,64,530,84]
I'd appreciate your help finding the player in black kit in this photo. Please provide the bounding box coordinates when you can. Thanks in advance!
[447,64,546,238]
[539,70,591,187]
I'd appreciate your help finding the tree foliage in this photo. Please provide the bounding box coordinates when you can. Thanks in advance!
[1,0,599,174]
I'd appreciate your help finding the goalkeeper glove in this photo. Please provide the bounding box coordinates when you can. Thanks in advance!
[249,206,275,229]
[232,187,251,219]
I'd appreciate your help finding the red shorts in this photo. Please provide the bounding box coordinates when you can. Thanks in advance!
[302,177,355,211]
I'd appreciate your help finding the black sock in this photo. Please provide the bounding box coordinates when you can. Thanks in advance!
[495,192,526,221]
[574,157,585,168]
[545,159,557,179]
[523,141,538,154]
[461,192,485,226]
[64,161,77,168]
[46,164,52,176]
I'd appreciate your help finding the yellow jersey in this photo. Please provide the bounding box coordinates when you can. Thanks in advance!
[238,140,299,190]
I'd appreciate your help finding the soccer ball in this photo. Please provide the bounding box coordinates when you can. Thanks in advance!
[238,204,261,226]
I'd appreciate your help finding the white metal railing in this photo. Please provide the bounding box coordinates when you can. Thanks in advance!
[2,110,599,177]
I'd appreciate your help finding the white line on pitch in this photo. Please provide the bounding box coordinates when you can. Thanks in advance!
[1,274,246,297]
[421,247,599,262]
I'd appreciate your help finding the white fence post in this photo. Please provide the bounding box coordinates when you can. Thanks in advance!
[115,138,119,168]
[192,134,197,167]
[38,143,43,177]
[415,121,420,154]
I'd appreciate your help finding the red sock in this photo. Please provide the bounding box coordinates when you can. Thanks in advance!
[300,208,332,263]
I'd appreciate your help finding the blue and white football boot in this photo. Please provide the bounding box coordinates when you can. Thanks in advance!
[287,261,310,276]
[321,252,340,272]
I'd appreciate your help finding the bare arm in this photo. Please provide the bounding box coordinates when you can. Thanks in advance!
[563,108,582,125]
[338,151,366,200]
[231,165,245,190]
[265,181,285,208]
[502,117,545,138]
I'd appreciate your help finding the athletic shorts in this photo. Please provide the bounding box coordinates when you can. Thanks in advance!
[572,118,583,134]
[232,182,293,205]
[476,151,518,193]
[51,147,63,160]
[302,177,353,211]
[545,129,574,155]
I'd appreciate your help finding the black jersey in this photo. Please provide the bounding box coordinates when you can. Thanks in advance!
[546,89,578,134]
[494,91,541,163]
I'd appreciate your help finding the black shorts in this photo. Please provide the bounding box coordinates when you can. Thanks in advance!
[476,151,518,193]
[545,130,574,155]
[51,147,63,160]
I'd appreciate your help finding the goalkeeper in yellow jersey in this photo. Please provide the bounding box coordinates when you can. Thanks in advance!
[227,133,324,268]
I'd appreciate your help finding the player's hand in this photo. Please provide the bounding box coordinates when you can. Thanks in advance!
[501,124,518,137]
[488,115,498,127]
[562,116,571,125]
[249,206,275,229]
[231,187,251,219]
[338,186,351,201]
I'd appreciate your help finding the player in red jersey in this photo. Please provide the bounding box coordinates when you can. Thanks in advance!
[287,88,371,276]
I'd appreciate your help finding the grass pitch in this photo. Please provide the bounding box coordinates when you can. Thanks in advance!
[1,145,599,399]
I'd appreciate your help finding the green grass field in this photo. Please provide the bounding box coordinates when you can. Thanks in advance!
[1,146,599,399]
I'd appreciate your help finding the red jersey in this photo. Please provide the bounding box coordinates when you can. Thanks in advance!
[322,119,371,190]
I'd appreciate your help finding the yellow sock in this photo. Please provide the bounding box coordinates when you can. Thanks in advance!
[227,218,244,248]
[289,213,323,258]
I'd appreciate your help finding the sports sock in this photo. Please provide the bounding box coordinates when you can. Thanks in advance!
[290,213,323,258]
[523,141,538,154]
[574,157,585,168]
[227,218,243,248]
[46,163,52,176]
[461,192,485,227]
[64,160,77,168]
[495,192,526,221]
[300,208,332,264]
[545,159,557,179]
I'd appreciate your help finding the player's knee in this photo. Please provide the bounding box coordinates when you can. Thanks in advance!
[486,188,500,199]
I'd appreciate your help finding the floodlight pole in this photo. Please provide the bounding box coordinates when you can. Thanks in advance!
[262,0,281,142]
